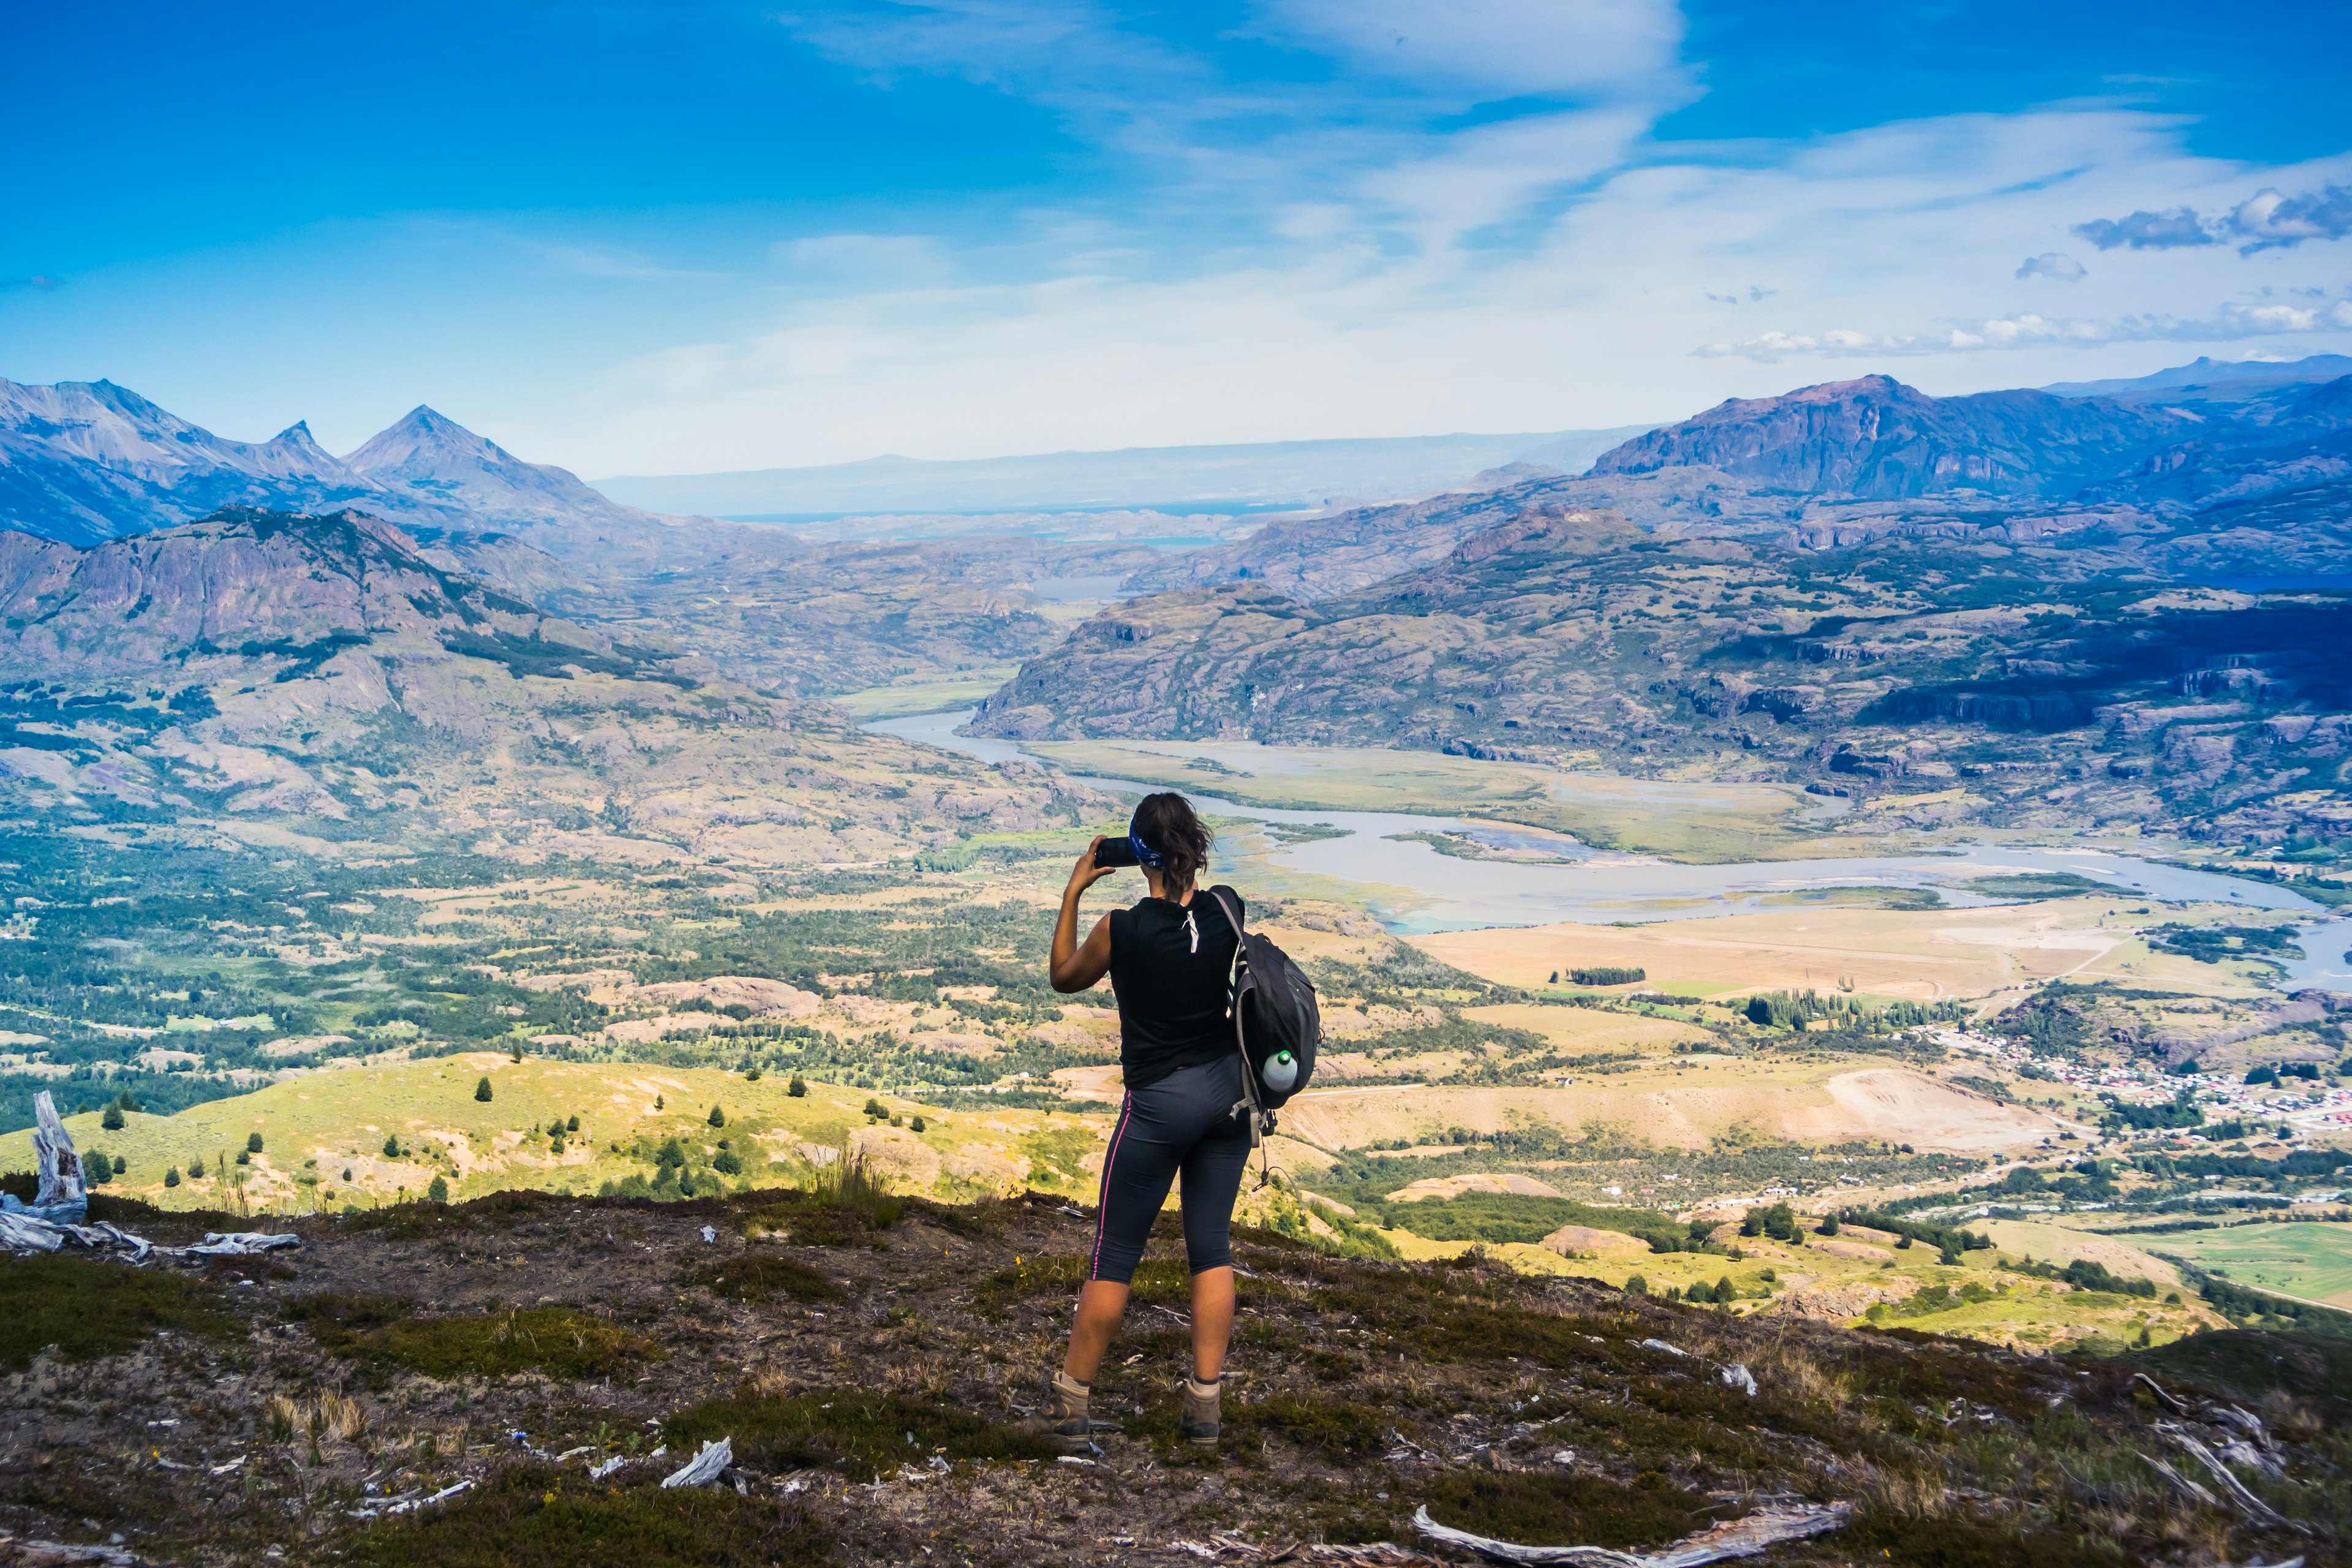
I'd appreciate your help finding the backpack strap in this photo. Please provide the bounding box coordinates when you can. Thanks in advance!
[1204,887,1275,1188]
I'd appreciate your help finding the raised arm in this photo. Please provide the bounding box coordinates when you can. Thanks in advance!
[1050,837,1117,993]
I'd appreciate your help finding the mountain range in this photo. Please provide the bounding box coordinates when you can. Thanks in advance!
[976,356,2352,847]
[0,379,681,556]
[4,353,2350,848]
[589,427,1658,521]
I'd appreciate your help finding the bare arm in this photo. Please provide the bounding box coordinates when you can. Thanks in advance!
[1050,837,1117,993]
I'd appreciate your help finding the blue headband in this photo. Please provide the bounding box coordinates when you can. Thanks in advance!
[1128,832,1166,869]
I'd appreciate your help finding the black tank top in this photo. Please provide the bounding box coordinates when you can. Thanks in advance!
[1104,886,1244,1090]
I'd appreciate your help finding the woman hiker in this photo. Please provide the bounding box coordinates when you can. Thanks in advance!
[1035,792,1252,1449]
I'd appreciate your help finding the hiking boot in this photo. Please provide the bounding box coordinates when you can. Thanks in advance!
[1181,1376,1221,1447]
[1019,1371,1101,1450]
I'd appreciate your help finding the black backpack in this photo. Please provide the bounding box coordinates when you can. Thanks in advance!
[1204,889,1321,1133]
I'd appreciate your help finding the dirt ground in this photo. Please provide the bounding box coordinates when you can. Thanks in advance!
[1,1188,2342,1568]
[9,1189,2342,1568]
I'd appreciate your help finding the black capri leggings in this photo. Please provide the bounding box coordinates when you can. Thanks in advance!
[1087,1054,1254,1285]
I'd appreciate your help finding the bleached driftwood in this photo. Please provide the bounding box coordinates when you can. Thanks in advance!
[186,1232,301,1256]
[2138,1450,2220,1509]
[28,1092,86,1218]
[0,1535,146,1566]
[1411,1502,1853,1567]
[2158,1425,2304,1532]
[0,1098,298,1264]
[661,1437,733,1488]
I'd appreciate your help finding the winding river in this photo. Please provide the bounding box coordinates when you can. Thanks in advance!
[864,709,2350,987]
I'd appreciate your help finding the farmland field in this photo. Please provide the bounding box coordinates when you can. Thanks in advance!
[2147,1221,2352,1309]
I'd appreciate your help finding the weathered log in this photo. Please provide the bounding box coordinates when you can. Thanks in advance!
[662,1437,733,1488]
[1411,1502,1853,1567]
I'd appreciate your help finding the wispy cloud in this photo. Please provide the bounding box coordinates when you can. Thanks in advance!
[2072,207,2214,250]
[1695,299,2352,361]
[0,274,64,293]
[2015,252,2086,281]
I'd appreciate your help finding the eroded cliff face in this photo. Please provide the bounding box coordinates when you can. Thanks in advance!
[0,508,1112,864]
[973,496,2352,846]
[1589,375,2196,500]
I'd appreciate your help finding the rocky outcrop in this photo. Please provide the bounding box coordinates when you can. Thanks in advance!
[1590,375,2193,499]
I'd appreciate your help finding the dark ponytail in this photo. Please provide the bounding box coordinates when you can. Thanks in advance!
[1130,793,1212,894]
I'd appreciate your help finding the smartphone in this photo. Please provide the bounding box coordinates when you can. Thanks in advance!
[1092,836,1140,869]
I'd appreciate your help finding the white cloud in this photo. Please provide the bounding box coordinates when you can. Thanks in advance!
[1695,300,2352,363]
[519,46,2352,472]
[2015,252,2086,282]
[2230,185,2352,252]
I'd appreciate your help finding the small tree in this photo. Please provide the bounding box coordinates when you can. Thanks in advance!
[1624,1274,1648,1296]
[1713,1276,1738,1303]
[88,1152,112,1185]
[247,1131,265,1154]
[1818,1214,1840,1237]
[787,1077,807,1098]
[708,1104,726,1128]
[509,1041,524,1064]
[102,1103,126,1131]
[164,1166,181,1188]
[745,1066,763,1082]
[475,1077,493,1102]
[712,1150,743,1175]
[863,1098,886,1119]
[566,1114,579,1132]
[382,1134,401,1158]
[908,1115,926,1133]
[427,1174,449,1204]
[114,1154,126,1175]
[655,1095,665,1111]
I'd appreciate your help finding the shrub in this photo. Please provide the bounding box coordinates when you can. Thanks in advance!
[382,1134,401,1158]
[102,1104,126,1131]
[164,1167,181,1187]
[247,1131,265,1153]
[908,1115,926,1133]
[655,1095,665,1110]
[708,1105,726,1128]
[712,1151,743,1175]
[343,1462,831,1568]
[1623,1275,1648,1296]
[566,1115,579,1131]
[0,1254,233,1371]
[862,1098,886,1119]
[787,1077,807,1098]
[86,1152,111,1185]
[474,1077,493,1102]
[1818,1214,1839,1236]
[427,1175,449,1204]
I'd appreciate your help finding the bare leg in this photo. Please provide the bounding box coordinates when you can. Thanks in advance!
[1188,1265,1235,1382]
[1063,1280,1130,1383]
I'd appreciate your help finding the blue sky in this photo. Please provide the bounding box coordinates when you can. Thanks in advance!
[3,0,2347,472]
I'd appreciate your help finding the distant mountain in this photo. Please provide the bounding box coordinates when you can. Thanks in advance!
[0,380,689,565]
[1588,375,2192,500]
[2042,353,2352,403]
[0,379,460,547]
[343,405,673,537]
[0,508,652,690]
[975,489,2352,848]
[590,427,1656,521]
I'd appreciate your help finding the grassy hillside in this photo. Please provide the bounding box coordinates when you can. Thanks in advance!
[0,1055,1107,1213]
